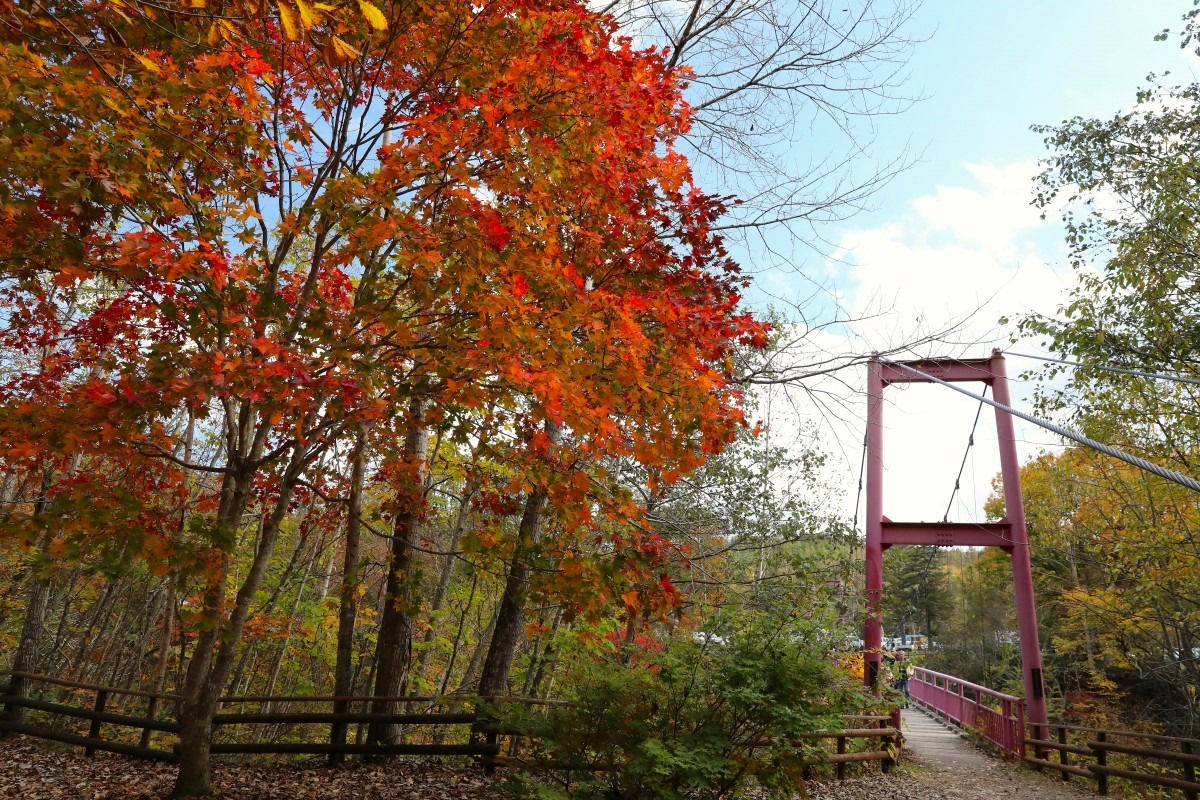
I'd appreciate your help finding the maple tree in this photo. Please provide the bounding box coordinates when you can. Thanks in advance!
[1,0,766,794]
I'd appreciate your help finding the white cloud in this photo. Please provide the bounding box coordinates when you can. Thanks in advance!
[841,160,1065,350]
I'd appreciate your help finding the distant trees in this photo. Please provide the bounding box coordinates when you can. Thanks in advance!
[882,546,951,645]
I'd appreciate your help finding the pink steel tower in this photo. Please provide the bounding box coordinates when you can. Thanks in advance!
[864,350,1049,735]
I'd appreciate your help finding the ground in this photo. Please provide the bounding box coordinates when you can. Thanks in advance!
[807,750,1098,800]
[0,739,1099,799]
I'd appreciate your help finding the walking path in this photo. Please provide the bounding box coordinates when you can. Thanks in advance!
[808,706,1098,800]
[899,705,992,768]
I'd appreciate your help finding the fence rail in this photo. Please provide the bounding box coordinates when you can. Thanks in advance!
[1027,723,1200,800]
[0,672,498,765]
[0,672,899,782]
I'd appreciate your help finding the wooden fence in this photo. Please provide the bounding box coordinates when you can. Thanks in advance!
[0,672,899,780]
[1026,722,1199,799]
[0,671,497,764]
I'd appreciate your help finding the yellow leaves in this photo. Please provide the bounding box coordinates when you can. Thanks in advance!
[279,0,385,45]
[132,53,161,75]
[294,0,318,30]
[357,0,388,30]
[278,2,300,40]
[101,96,127,117]
[330,36,361,62]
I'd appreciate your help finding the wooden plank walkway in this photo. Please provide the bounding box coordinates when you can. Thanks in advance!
[899,706,993,768]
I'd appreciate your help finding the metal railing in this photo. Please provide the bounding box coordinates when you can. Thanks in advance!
[909,666,1026,759]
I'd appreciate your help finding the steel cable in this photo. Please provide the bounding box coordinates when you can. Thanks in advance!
[1004,350,1200,387]
[878,357,1200,495]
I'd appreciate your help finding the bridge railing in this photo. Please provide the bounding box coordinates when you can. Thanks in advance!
[909,666,1025,759]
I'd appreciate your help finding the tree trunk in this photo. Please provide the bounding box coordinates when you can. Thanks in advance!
[524,607,563,698]
[414,507,467,684]
[456,605,496,695]
[173,446,307,798]
[140,584,175,749]
[5,468,55,729]
[476,485,550,698]
[369,396,429,745]
[330,427,367,761]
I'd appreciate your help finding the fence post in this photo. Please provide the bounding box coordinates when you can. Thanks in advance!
[1181,741,1196,800]
[1095,731,1107,797]
[890,706,902,760]
[836,735,846,780]
[85,689,108,757]
[1058,725,1069,780]
[2,673,27,734]
[329,698,348,766]
[139,694,160,750]
[1015,699,1026,761]
[0,675,14,737]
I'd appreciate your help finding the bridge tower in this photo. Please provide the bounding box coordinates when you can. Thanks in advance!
[864,350,1049,734]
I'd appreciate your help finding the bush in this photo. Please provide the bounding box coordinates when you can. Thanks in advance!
[504,616,881,800]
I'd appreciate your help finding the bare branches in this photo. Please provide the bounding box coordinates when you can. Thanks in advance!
[609,0,924,246]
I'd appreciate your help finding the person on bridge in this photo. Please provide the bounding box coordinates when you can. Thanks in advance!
[894,650,910,707]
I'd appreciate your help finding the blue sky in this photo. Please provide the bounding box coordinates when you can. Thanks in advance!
[747,1,1200,524]
[866,0,1193,225]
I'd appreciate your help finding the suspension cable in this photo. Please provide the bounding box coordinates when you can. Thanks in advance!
[1004,350,1200,387]
[878,357,1200,494]
[853,430,867,531]
[943,386,988,523]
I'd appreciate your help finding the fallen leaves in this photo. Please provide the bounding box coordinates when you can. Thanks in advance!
[0,740,514,800]
[0,737,1105,800]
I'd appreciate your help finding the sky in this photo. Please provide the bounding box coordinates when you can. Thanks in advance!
[746,0,1200,528]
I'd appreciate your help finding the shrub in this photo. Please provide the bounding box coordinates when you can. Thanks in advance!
[504,615,881,800]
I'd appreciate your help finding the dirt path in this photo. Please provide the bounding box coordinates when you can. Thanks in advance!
[808,754,1098,800]
[808,709,1097,800]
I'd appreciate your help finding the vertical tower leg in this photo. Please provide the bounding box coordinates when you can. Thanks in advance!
[864,359,885,689]
[990,351,1049,735]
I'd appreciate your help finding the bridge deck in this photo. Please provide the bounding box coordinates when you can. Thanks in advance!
[900,706,991,768]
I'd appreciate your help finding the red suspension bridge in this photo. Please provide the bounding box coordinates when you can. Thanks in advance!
[862,351,1200,798]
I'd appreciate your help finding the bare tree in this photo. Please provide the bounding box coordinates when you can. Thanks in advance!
[603,0,921,258]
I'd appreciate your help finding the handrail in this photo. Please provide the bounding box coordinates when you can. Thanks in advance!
[908,668,1200,798]
[1028,723,1200,798]
[3,671,567,707]
[909,666,1026,759]
[910,667,1022,703]
[1042,722,1200,746]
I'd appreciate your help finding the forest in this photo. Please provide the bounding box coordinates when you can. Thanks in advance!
[3,1,1200,799]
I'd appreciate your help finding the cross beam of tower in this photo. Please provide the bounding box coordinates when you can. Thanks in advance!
[864,350,1049,735]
